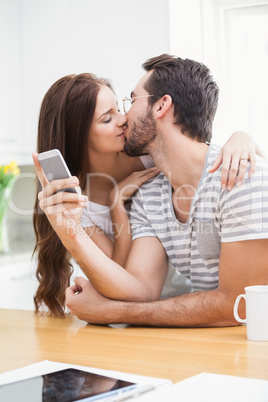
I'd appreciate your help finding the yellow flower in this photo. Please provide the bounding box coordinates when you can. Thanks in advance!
[0,161,20,189]
[3,161,20,176]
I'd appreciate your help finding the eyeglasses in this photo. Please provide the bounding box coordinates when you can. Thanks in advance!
[122,95,154,115]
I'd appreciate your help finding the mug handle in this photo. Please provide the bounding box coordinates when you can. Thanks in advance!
[233,294,247,323]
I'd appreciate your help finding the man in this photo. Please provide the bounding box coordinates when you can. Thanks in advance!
[38,55,268,327]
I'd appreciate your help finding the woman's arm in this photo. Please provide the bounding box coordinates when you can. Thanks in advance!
[84,226,114,258]
[67,228,167,302]
[82,167,160,267]
[33,152,161,301]
[108,167,160,266]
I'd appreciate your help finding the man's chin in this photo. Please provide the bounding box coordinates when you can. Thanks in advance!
[123,142,142,157]
[124,142,139,156]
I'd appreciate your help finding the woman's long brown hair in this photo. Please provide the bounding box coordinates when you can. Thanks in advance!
[33,73,111,317]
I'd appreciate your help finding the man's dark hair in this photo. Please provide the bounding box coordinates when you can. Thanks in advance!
[142,54,219,143]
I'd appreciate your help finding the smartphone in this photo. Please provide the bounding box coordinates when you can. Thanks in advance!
[37,149,79,194]
[0,368,137,402]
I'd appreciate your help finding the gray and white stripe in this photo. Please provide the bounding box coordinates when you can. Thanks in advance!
[130,145,268,292]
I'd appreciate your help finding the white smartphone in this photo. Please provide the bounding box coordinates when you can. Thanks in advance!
[37,149,79,194]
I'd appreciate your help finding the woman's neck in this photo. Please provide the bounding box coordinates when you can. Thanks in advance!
[89,151,143,182]
[85,151,144,205]
[89,151,122,174]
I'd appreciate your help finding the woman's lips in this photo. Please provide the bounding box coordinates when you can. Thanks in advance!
[123,125,128,138]
[118,132,126,141]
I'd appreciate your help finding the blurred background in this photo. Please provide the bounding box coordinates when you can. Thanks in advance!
[0,0,267,309]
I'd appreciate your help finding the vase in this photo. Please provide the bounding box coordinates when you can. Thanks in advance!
[0,187,11,254]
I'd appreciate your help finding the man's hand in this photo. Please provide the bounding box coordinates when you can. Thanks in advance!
[66,277,112,324]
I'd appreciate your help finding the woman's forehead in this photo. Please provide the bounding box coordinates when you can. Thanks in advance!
[94,85,117,119]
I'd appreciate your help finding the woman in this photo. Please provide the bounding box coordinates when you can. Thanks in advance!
[33,73,257,317]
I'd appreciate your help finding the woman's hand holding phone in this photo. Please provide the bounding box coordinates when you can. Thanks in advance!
[32,152,88,240]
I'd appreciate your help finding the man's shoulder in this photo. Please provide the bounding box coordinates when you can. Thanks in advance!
[206,144,221,170]
[255,154,268,170]
[138,171,167,193]
[131,171,168,210]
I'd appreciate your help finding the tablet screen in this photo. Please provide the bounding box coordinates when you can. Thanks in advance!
[0,368,136,401]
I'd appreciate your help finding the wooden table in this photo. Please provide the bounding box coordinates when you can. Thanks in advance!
[1,309,268,383]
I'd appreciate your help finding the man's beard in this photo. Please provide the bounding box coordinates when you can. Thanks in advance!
[124,108,157,157]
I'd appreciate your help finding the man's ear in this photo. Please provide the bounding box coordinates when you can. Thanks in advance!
[155,95,173,119]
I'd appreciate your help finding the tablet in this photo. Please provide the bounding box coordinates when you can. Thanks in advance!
[0,368,137,401]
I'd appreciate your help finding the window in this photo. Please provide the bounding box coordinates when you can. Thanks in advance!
[225,5,268,150]
[202,0,268,155]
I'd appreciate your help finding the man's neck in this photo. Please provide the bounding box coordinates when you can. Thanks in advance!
[147,126,210,223]
[147,127,210,191]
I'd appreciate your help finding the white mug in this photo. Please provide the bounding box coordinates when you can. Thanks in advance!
[234,285,268,341]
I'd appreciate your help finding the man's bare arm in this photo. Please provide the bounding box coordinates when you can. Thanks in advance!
[66,239,268,327]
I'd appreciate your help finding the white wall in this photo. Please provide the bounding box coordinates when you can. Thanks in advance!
[169,0,203,60]
[0,0,170,164]
[169,0,268,154]
[0,0,21,155]
[1,0,267,162]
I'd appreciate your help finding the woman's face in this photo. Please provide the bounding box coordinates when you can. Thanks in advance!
[88,85,127,154]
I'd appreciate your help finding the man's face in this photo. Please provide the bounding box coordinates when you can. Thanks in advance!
[123,72,157,156]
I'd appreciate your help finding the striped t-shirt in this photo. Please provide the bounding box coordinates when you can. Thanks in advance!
[130,145,268,292]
